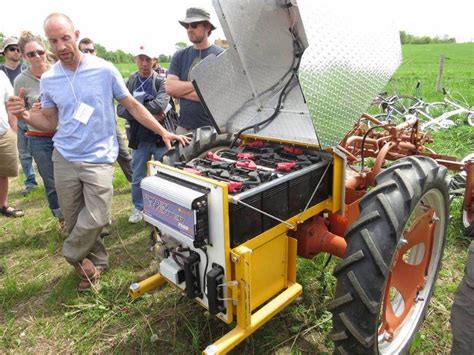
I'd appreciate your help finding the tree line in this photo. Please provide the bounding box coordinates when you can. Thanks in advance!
[400,31,456,45]
[0,32,173,64]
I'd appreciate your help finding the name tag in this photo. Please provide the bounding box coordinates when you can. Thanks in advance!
[73,102,94,124]
[133,90,145,98]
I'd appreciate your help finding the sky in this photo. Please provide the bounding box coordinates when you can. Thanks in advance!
[1,0,473,56]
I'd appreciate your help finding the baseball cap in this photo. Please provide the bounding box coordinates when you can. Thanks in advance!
[135,45,154,59]
[1,36,19,55]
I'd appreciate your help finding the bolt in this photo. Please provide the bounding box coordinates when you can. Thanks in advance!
[400,238,408,246]
[384,331,393,342]
[431,216,440,223]
[232,256,239,262]
[415,295,425,302]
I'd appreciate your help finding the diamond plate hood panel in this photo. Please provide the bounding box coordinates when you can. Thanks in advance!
[191,0,401,147]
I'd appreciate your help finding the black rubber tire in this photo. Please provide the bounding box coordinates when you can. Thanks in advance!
[162,126,234,165]
[329,156,449,354]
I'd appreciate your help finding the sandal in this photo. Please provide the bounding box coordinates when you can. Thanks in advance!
[77,267,105,292]
[0,206,25,218]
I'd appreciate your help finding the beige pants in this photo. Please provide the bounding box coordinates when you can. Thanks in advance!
[0,129,19,177]
[52,150,113,268]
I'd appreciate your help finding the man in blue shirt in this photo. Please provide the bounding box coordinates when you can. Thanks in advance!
[166,7,224,133]
[8,13,189,292]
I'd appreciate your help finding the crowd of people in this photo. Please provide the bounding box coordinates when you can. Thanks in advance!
[0,7,221,291]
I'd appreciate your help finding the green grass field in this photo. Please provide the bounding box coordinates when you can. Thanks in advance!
[0,43,473,354]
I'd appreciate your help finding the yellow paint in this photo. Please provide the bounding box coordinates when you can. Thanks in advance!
[241,134,321,149]
[128,273,166,299]
[248,234,288,311]
[287,237,297,284]
[202,282,302,355]
[331,151,345,213]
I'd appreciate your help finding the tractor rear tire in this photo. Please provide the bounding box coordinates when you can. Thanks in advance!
[162,126,233,165]
[329,156,449,354]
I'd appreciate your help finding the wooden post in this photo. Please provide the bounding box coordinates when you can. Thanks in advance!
[436,54,445,92]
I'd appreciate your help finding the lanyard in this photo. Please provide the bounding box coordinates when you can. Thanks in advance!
[59,55,83,103]
[135,74,152,93]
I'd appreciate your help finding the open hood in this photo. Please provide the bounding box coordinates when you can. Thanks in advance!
[191,0,401,147]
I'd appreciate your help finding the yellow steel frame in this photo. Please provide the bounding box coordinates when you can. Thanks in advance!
[203,235,302,354]
[130,144,345,354]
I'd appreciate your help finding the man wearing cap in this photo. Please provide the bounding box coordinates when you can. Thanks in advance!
[166,7,223,134]
[117,46,170,223]
[1,36,38,196]
[78,37,133,184]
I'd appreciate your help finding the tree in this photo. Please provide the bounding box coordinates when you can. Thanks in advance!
[159,54,171,63]
[399,31,456,45]
[175,41,187,50]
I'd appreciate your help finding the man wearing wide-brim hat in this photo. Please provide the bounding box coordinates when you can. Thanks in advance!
[166,7,223,134]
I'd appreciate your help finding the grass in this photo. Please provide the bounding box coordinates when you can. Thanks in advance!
[1,43,473,353]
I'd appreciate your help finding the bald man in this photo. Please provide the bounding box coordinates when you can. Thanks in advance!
[8,13,190,292]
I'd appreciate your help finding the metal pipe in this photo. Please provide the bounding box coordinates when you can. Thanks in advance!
[129,273,166,299]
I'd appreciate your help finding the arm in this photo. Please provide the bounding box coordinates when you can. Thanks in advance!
[165,74,200,102]
[119,95,190,149]
[145,76,170,114]
[7,89,58,132]
[7,111,17,132]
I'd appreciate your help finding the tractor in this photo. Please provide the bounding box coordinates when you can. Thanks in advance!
[129,1,474,353]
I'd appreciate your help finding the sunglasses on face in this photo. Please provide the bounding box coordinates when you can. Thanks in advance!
[7,46,20,53]
[81,48,95,54]
[26,50,46,58]
[184,21,206,29]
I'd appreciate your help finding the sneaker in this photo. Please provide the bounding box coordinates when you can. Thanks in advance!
[21,185,36,196]
[128,207,143,224]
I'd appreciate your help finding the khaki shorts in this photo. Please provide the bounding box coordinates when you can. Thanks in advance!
[0,128,19,177]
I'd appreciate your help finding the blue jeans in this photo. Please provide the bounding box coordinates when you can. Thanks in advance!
[29,136,63,219]
[17,121,37,188]
[132,142,167,211]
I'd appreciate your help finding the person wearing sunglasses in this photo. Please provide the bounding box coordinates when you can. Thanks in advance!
[0,37,28,85]
[1,36,38,196]
[78,37,96,55]
[12,31,63,226]
[166,7,224,134]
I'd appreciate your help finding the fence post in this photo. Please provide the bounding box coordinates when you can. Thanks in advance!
[436,54,445,92]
